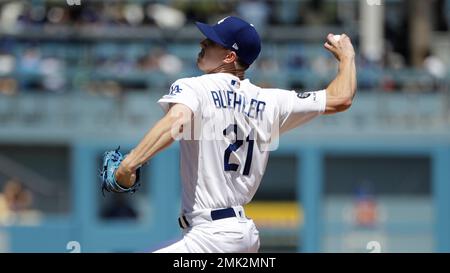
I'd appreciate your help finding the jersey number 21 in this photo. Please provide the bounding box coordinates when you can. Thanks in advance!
[223,124,254,176]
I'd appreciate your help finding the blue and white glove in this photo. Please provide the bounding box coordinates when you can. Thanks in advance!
[99,147,140,195]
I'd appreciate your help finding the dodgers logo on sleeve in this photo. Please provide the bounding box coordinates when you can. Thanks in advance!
[169,84,182,95]
[296,91,311,99]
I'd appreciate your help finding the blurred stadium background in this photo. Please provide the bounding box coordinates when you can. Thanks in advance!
[0,0,449,253]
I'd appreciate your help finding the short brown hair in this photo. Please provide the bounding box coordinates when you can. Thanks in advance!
[236,58,250,71]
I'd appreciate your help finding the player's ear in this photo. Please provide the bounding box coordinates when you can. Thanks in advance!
[223,51,237,64]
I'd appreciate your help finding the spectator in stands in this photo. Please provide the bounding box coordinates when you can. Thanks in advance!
[0,52,17,95]
[17,47,42,91]
[237,0,270,32]
[40,57,67,93]
[0,178,34,224]
[0,78,17,96]
[423,49,447,89]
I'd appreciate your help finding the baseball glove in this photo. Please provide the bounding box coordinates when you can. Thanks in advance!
[99,146,141,195]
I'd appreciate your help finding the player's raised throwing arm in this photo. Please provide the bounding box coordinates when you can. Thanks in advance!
[114,103,193,188]
[323,33,357,114]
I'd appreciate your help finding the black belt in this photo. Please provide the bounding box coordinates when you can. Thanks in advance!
[178,207,237,229]
[211,207,236,220]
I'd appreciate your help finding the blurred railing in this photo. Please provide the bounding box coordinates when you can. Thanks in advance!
[1,92,449,142]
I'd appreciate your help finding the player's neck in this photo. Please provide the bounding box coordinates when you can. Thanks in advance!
[207,63,245,80]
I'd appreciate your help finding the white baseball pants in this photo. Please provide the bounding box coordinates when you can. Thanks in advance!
[153,206,260,253]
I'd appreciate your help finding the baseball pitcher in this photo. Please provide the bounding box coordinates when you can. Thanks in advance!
[100,16,356,253]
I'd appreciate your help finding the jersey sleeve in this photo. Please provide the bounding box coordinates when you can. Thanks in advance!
[277,89,327,133]
[158,78,201,115]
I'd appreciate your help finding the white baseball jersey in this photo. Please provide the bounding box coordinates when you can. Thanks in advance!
[158,73,326,214]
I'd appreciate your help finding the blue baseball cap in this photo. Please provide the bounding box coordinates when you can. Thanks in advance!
[195,16,261,66]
